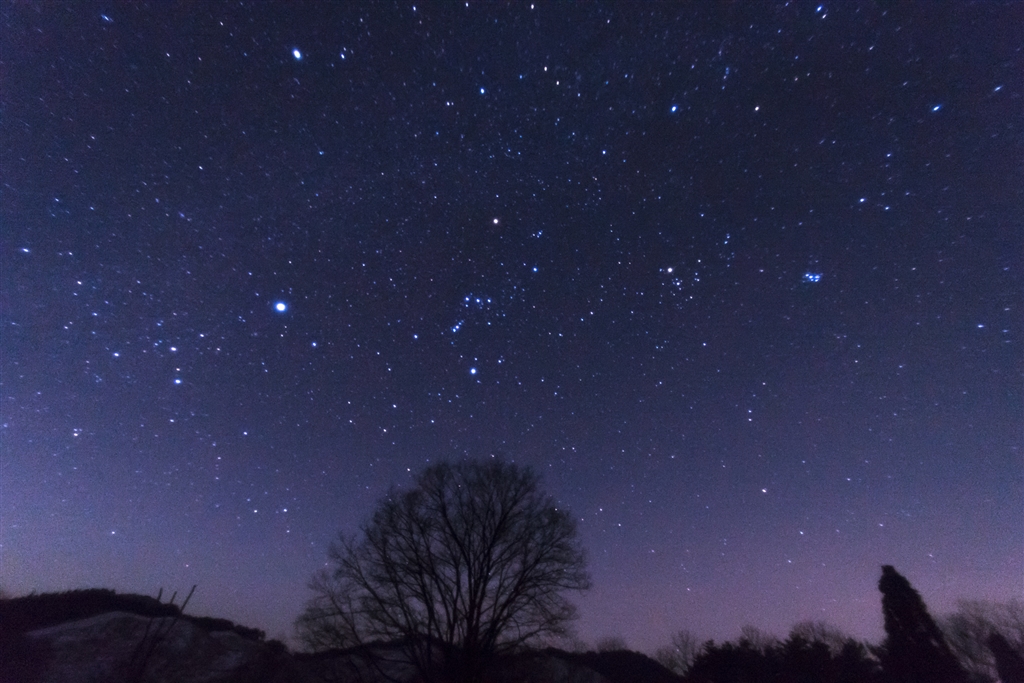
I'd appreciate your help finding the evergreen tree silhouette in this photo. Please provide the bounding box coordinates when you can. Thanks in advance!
[878,565,968,683]
[988,632,1024,683]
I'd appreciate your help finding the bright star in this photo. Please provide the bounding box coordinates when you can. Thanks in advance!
[274,301,288,312]
[470,367,478,375]
[292,48,302,61]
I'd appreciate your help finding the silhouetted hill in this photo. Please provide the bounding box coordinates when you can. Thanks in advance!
[0,589,179,634]
[1,611,294,683]
[566,648,683,683]
[0,589,286,683]
[0,588,265,640]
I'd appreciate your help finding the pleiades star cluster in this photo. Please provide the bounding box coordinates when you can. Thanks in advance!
[1,2,1020,649]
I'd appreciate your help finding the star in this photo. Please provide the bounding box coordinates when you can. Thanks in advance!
[274,302,288,313]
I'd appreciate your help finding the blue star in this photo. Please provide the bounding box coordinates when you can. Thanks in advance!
[274,301,288,312]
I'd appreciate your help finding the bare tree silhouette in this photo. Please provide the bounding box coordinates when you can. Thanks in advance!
[296,459,591,683]
[654,629,700,675]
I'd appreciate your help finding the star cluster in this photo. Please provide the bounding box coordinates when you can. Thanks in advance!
[1,2,1020,649]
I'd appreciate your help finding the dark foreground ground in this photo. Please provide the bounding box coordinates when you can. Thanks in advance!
[0,589,678,683]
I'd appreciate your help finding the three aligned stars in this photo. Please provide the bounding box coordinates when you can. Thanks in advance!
[268,297,482,378]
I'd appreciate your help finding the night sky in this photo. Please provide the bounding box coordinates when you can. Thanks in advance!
[2,1,1021,651]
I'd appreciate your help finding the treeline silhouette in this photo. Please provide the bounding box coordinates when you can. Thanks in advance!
[664,565,1024,683]
[682,635,877,683]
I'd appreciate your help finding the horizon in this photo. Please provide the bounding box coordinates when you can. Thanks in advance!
[1,1,1020,656]
[2,498,1016,652]
[1,563,1019,653]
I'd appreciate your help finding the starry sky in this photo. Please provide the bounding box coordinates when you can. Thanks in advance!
[1,1,1021,651]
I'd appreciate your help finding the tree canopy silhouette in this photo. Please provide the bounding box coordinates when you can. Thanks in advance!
[295,459,591,683]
